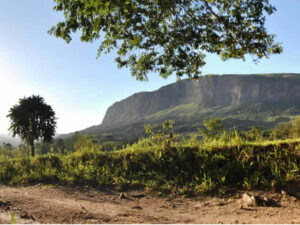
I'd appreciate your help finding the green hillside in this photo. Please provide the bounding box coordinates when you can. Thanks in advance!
[75,101,300,144]
[59,74,300,143]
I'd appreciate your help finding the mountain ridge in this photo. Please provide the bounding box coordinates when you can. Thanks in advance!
[101,73,300,126]
[0,134,21,147]
[59,73,300,140]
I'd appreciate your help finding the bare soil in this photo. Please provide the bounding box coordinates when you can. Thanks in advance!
[0,184,299,224]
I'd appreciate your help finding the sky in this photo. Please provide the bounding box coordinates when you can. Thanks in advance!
[0,0,299,134]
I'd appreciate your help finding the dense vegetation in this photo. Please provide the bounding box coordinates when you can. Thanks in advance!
[0,118,299,196]
[7,95,57,157]
[50,0,282,80]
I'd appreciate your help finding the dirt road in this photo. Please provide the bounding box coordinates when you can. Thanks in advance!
[0,185,299,224]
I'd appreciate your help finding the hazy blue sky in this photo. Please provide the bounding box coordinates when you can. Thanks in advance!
[0,0,299,134]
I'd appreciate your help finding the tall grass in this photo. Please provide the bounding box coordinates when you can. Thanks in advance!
[0,119,299,196]
[0,138,299,196]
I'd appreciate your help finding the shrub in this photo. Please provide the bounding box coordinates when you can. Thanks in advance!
[0,139,298,195]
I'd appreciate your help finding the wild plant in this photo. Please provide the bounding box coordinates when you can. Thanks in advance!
[144,120,175,147]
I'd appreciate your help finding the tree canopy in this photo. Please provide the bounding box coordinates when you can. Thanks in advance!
[49,0,282,80]
[7,95,56,157]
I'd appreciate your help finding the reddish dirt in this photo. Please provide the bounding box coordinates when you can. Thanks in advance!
[0,184,299,224]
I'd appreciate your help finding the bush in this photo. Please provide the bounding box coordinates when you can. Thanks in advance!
[272,118,300,140]
[0,139,298,196]
[0,119,299,196]
[199,118,224,140]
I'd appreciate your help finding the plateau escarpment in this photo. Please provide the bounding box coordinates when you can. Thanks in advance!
[101,74,300,128]
[61,73,300,140]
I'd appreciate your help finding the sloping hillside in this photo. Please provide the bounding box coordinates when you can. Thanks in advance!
[0,134,21,147]
[61,74,300,141]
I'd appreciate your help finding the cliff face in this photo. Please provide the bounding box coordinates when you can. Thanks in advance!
[101,74,300,127]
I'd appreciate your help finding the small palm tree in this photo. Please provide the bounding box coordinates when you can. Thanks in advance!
[7,95,57,157]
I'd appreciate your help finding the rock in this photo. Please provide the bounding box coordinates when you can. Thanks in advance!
[242,193,257,207]
[256,195,280,207]
[241,193,280,207]
[119,193,127,199]
[131,205,143,210]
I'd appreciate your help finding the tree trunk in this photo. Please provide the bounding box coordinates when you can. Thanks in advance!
[30,139,35,157]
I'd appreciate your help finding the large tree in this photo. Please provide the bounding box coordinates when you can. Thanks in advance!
[49,0,282,80]
[7,95,57,157]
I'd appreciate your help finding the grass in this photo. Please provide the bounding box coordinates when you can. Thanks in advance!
[0,136,299,196]
[10,212,15,224]
[0,118,299,196]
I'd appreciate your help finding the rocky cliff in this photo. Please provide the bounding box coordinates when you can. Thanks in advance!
[101,74,300,128]
[59,73,300,141]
